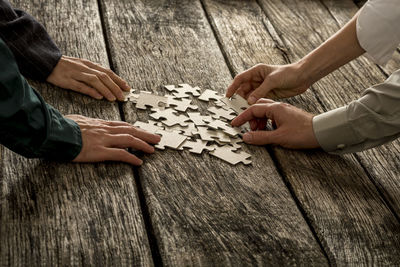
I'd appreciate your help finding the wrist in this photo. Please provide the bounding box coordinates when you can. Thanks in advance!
[292,59,315,87]
[295,56,321,86]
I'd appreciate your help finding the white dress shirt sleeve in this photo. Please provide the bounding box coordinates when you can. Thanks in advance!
[313,69,400,154]
[356,0,400,66]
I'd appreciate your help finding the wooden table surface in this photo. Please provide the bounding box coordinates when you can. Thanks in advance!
[1,0,400,266]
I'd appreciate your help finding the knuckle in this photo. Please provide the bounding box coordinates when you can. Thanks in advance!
[98,72,108,79]
[105,69,115,75]
[88,75,98,82]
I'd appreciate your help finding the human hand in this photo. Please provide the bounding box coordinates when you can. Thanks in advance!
[231,99,320,149]
[47,56,130,101]
[66,115,161,165]
[226,63,310,104]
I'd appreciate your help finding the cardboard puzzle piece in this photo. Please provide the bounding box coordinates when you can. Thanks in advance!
[220,94,249,114]
[215,137,242,149]
[123,89,138,102]
[215,101,226,107]
[166,95,198,112]
[162,122,197,136]
[206,120,242,137]
[208,106,236,121]
[164,84,201,98]
[210,145,252,165]
[187,112,213,126]
[179,139,215,154]
[135,91,168,110]
[155,130,187,150]
[198,89,223,102]
[192,126,231,143]
[150,108,189,127]
[133,120,163,134]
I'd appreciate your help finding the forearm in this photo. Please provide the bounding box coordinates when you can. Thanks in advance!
[297,11,365,85]
[0,38,81,160]
[0,0,62,81]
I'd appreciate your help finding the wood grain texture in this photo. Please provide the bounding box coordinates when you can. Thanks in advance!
[202,0,400,265]
[100,0,328,265]
[0,0,153,266]
[320,0,400,217]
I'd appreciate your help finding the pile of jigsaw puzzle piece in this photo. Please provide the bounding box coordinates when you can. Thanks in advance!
[123,84,252,165]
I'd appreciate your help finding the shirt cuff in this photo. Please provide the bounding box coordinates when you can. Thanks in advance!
[356,0,400,66]
[38,103,83,161]
[312,106,361,153]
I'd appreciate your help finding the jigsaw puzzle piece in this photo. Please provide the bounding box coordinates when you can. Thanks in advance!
[210,145,252,165]
[192,126,230,143]
[155,130,187,150]
[179,139,215,154]
[220,94,249,114]
[164,84,201,98]
[163,122,197,136]
[198,89,223,102]
[150,108,190,127]
[166,95,198,112]
[133,120,163,134]
[135,91,168,110]
[122,88,138,102]
[208,106,236,121]
[206,120,242,137]
[215,137,243,149]
[187,112,212,126]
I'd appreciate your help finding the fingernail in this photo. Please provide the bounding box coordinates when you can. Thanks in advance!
[96,95,103,100]
[248,96,257,104]
[243,133,253,143]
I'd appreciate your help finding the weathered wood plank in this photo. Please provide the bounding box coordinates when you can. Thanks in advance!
[202,0,400,265]
[100,0,328,265]
[320,0,400,217]
[0,0,153,265]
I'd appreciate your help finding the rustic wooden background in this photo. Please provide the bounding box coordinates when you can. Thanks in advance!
[1,0,400,266]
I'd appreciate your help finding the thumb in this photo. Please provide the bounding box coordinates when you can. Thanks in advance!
[242,130,280,145]
[248,79,273,104]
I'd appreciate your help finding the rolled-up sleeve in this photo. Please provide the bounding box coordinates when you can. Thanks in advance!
[356,0,400,66]
[0,37,81,160]
[313,69,400,154]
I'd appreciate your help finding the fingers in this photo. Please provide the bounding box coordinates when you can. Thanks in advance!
[107,134,155,153]
[231,103,276,127]
[71,80,103,99]
[107,126,161,144]
[91,70,125,101]
[242,130,280,145]
[75,72,117,101]
[102,148,143,165]
[247,79,273,104]
[81,59,130,92]
[256,98,274,104]
[226,71,252,98]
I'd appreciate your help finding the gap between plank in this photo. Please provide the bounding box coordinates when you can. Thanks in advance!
[200,0,332,264]
[198,0,238,77]
[96,0,164,265]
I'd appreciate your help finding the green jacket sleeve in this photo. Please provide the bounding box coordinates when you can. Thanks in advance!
[0,37,82,160]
